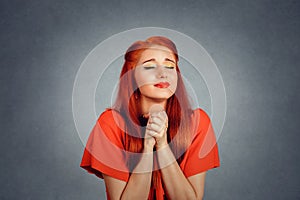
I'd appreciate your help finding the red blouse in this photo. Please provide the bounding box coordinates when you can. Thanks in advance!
[80,108,220,199]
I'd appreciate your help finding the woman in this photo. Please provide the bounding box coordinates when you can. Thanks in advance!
[80,36,220,200]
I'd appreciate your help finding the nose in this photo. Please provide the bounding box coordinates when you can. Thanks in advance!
[157,65,167,78]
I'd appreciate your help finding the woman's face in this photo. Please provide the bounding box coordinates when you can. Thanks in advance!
[134,45,178,101]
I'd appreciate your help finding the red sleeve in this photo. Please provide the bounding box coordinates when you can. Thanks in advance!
[80,109,129,182]
[183,109,220,177]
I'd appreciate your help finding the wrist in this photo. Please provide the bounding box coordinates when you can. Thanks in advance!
[143,143,154,152]
[155,141,168,150]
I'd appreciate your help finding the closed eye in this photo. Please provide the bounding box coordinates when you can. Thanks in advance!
[143,66,156,70]
[164,66,175,69]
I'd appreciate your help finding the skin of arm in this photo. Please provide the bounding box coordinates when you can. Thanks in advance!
[156,145,206,200]
[103,130,156,200]
[103,111,207,200]
[148,111,207,200]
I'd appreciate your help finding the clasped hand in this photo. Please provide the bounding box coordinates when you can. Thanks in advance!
[144,111,168,150]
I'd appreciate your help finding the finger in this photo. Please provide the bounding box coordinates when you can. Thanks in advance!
[151,111,167,121]
[151,111,168,122]
[143,113,150,119]
[147,129,157,137]
[150,116,168,128]
[147,123,163,133]
[144,132,155,139]
[149,104,164,115]
[148,116,164,126]
[159,111,168,122]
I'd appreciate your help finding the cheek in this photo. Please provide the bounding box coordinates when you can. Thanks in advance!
[134,71,152,87]
[169,73,178,92]
[139,85,158,97]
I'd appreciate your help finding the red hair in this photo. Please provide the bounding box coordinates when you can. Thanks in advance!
[112,36,193,188]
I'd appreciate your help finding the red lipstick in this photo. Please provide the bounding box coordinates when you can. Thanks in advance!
[154,82,170,88]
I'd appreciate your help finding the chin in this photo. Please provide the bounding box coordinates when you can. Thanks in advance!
[139,88,175,101]
[145,94,174,101]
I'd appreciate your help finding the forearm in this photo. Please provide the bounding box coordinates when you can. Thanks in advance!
[120,147,153,200]
[157,145,197,200]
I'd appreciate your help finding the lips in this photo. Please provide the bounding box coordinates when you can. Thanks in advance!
[154,82,170,88]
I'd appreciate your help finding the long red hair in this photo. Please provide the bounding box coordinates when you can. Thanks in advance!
[112,36,193,188]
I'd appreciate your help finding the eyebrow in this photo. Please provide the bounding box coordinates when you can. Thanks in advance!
[142,58,176,64]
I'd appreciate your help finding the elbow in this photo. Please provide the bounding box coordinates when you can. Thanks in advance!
[186,190,204,200]
[196,194,204,200]
[181,190,200,200]
[194,193,204,200]
[194,192,204,200]
[186,195,203,200]
[170,191,203,200]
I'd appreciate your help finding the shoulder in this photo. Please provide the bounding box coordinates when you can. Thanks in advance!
[96,109,126,146]
[182,109,220,175]
[98,108,122,121]
[191,108,211,125]
[189,108,213,137]
[97,108,125,127]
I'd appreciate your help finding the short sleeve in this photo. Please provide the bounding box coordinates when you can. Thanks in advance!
[80,109,130,182]
[182,109,220,177]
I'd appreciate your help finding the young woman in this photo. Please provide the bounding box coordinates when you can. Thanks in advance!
[80,36,220,200]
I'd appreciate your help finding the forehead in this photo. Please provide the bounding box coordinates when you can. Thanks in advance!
[138,45,175,61]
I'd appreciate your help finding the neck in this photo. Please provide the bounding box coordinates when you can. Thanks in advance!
[140,96,167,115]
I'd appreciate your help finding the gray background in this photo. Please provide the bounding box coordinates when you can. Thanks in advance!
[1,0,299,199]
